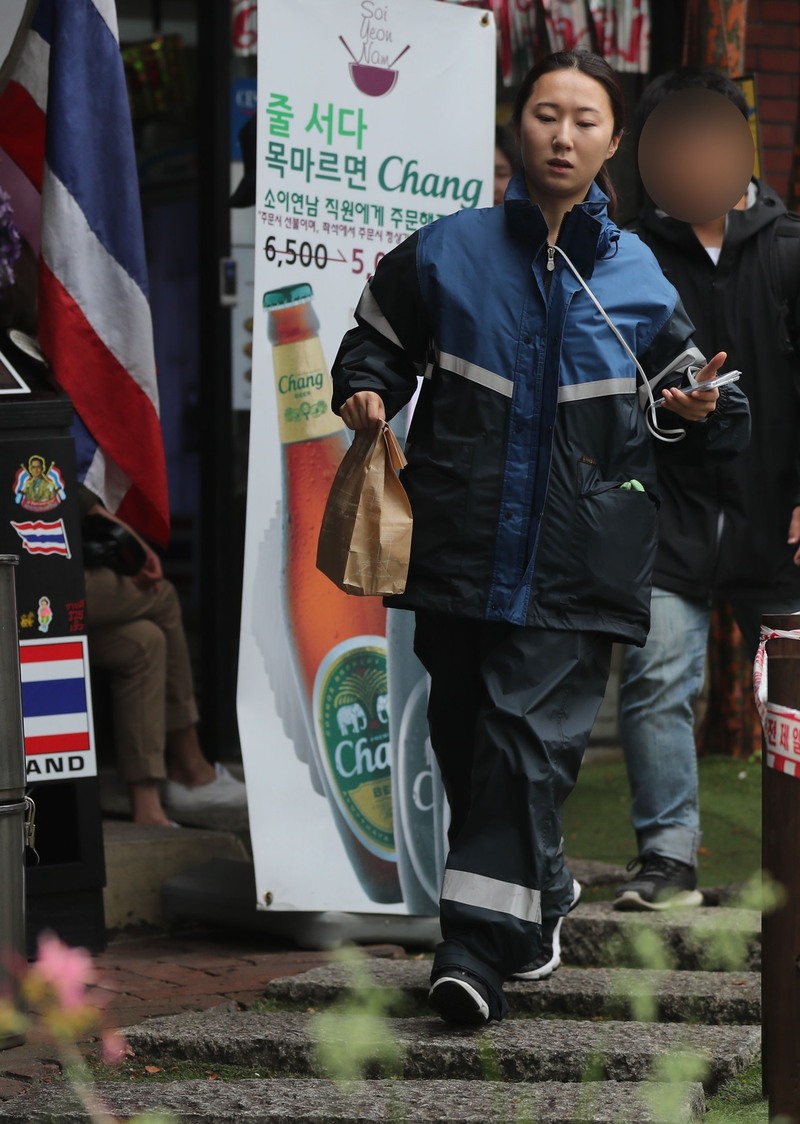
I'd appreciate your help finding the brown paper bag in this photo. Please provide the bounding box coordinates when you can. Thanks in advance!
[316,422,413,596]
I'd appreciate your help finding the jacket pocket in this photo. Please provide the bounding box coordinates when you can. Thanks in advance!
[564,461,658,619]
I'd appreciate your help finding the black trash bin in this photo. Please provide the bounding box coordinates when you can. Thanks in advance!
[0,334,105,955]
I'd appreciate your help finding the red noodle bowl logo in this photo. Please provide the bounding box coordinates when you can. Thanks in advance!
[340,2,410,98]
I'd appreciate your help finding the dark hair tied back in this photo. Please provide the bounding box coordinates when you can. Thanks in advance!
[511,50,625,219]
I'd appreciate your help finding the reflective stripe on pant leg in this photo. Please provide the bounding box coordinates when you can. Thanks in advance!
[434,625,611,990]
[441,868,541,924]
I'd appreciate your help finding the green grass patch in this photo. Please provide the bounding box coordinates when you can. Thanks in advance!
[564,755,761,888]
[705,1059,768,1122]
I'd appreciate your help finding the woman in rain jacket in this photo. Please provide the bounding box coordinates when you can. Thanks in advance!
[331,48,751,1027]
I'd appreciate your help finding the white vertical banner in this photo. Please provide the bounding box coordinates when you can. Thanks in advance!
[238,0,495,914]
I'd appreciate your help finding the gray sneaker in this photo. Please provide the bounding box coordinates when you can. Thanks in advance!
[613,853,704,911]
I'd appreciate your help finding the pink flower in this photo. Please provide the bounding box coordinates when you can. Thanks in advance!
[33,933,96,1012]
[101,1029,128,1065]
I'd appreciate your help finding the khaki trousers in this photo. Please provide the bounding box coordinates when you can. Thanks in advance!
[83,569,199,783]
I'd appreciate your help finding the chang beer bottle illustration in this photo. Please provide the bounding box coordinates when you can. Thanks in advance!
[387,608,441,914]
[265,282,401,904]
[383,408,447,913]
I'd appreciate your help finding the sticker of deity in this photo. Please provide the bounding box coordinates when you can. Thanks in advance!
[13,455,67,513]
[37,596,53,634]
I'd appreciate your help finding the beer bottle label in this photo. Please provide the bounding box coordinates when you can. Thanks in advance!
[273,340,345,444]
[313,636,396,860]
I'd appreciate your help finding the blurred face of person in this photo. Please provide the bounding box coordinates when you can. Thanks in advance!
[637,88,754,224]
[494,146,515,204]
[516,67,620,213]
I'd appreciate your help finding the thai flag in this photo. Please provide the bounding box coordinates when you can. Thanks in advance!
[0,0,170,547]
[11,518,71,558]
[12,464,29,502]
[47,462,67,500]
[20,638,94,763]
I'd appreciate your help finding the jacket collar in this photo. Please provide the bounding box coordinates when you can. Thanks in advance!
[503,174,620,278]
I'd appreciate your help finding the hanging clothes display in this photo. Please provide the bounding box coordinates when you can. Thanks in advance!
[588,0,650,73]
[494,0,540,88]
[539,0,594,53]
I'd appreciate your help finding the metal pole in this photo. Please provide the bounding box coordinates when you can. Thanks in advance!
[197,0,239,758]
[761,612,800,1120]
[0,555,27,1049]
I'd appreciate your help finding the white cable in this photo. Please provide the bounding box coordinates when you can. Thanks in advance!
[551,244,686,443]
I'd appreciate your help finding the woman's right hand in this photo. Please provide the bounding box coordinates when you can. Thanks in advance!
[339,391,386,431]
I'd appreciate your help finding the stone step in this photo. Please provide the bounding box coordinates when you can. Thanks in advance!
[561,903,761,971]
[102,820,250,930]
[122,1008,760,1094]
[265,960,760,1024]
[0,1076,707,1123]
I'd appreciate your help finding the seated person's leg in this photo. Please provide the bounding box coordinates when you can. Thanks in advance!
[89,617,172,826]
[86,570,247,821]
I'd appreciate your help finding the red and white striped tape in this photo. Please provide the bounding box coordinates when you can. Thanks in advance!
[754,626,800,777]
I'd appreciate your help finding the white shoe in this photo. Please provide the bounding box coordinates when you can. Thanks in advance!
[213,762,246,788]
[163,764,247,815]
[512,879,581,981]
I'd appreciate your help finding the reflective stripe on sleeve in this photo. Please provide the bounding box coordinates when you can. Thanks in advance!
[639,345,706,406]
[441,867,542,924]
[356,286,403,349]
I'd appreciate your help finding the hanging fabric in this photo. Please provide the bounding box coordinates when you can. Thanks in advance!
[588,0,650,73]
[682,0,748,74]
[540,0,593,52]
[492,0,545,89]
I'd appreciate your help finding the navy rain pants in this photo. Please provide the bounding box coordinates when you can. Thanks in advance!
[414,611,612,1020]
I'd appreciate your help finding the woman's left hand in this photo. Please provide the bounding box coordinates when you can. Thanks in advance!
[131,547,163,592]
[660,351,727,421]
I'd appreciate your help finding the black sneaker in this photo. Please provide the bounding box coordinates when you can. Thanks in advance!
[613,853,704,912]
[512,879,581,981]
[429,967,491,1026]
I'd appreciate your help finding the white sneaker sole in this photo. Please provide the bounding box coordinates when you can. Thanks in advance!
[512,879,582,981]
[613,888,704,912]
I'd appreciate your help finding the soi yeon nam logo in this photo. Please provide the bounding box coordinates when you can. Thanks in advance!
[314,640,395,857]
[340,1,410,98]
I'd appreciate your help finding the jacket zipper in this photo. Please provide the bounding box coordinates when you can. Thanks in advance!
[546,245,555,271]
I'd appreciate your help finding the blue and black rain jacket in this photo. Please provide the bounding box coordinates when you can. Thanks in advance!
[331,175,751,645]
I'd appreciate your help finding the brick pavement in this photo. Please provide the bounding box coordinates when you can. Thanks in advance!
[0,926,408,1101]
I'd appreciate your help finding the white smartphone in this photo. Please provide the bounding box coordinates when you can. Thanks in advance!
[653,369,741,409]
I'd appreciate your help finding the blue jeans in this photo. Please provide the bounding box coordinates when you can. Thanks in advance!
[619,587,800,868]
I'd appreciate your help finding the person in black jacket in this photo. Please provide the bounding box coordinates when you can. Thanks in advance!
[615,67,800,912]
